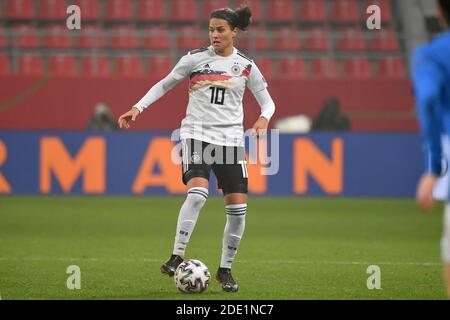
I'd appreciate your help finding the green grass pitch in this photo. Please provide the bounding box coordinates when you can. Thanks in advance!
[0,196,447,300]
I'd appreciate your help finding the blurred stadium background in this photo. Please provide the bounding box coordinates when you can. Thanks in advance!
[0,0,430,130]
[0,0,449,299]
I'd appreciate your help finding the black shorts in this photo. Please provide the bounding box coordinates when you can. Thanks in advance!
[180,139,248,195]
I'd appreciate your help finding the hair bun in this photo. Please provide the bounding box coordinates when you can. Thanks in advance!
[235,5,252,31]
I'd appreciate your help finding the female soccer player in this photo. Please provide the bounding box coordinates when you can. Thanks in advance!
[118,6,275,293]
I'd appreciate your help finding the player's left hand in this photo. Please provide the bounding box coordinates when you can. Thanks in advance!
[416,173,438,211]
[251,117,269,138]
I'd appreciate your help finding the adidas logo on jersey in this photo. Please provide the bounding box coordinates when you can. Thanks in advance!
[203,64,210,69]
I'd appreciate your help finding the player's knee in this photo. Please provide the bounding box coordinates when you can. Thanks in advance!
[186,187,208,209]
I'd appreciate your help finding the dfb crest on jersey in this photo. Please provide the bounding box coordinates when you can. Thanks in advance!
[231,64,241,75]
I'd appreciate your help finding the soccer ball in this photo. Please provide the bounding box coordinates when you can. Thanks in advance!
[174,259,211,293]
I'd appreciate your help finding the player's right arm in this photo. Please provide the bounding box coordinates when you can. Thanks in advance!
[412,47,444,210]
[118,53,194,129]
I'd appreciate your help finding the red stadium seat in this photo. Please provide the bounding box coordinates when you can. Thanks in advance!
[115,55,144,77]
[80,55,112,77]
[40,0,67,20]
[304,28,330,51]
[137,0,165,21]
[299,0,326,23]
[273,27,301,51]
[370,29,400,51]
[376,57,406,78]
[110,26,138,49]
[142,26,170,49]
[106,0,133,20]
[364,0,392,23]
[7,0,34,19]
[379,0,393,23]
[148,56,173,77]
[73,0,100,20]
[336,28,366,51]
[0,27,6,48]
[12,25,39,48]
[44,25,72,49]
[278,57,307,79]
[253,57,274,79]
[18,55,44,76]
[75,25,105,48]
[235,0,263,22]
[49,55,78,77]
[203,0,231,20]
[238,27,269,51]
[267,0,294,22]
[343,57,372,78]
[331,0,359,23]
[169,0,197,22]
[311,57,339,78]
[0,55,11,75]
[176,26,205,50]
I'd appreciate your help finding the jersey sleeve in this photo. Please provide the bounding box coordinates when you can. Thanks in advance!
[252,87,276,122]
[247,61,268,94]
[169,52,194,81]
[134,75,179,112]
[134,53,193,112]
[412,46,444,175]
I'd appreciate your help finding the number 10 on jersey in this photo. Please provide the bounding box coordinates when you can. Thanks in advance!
[210,86,225,105]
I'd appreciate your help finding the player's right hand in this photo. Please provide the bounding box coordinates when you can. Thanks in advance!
[118,107,140,129]
[416,173,438,211]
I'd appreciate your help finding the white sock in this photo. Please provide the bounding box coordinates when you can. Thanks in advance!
[441,203,450,262]
[173,187,208,257]
[220,203,247,269]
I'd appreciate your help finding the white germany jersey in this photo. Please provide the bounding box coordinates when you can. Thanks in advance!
[171,46,268,147]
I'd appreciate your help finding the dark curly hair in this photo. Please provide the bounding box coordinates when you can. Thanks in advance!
[210,5,252,31]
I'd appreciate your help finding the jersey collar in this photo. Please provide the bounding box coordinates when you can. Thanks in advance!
[209,45,237,59]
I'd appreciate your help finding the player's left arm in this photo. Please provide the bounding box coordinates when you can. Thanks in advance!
[251,88,276,138]
[247,62,276,138]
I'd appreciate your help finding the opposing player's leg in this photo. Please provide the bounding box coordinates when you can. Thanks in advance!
[213,145,248,292]
[161,140,211,277]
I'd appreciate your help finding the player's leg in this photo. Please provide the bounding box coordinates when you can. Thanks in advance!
[222,192,248,270]
[441,203,450,298]
[213,145,248,292]
[172,177,209,256]
[161,139,211,276]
